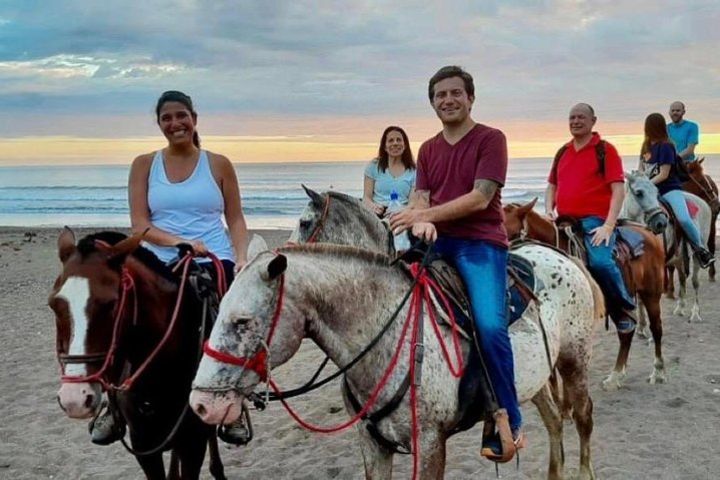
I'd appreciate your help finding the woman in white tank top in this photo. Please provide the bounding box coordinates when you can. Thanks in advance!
[128,90,249,276]
[91,91,250,447]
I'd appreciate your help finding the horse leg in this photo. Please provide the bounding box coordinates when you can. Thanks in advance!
[531,384,565,480]
[207,431,227,480]
[602,330,633,391]
[642,293,666,385]
[418,429,447,480]
[673,260,688,316]
[356,423,393,480]
[136,453,167,480]
[168,452,179,480]
[635,294,651,340]
[560,364,596,480]
[175,429,209,480]
[665,265,676,299]
[708,212,717,281]
[689,261,702,322]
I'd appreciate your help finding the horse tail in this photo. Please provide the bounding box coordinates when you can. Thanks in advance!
[568,257,606,324]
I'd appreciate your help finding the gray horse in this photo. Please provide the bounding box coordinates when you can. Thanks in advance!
[622,171,711,321]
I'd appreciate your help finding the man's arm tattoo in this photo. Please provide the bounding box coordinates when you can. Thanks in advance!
[473,179,499,199]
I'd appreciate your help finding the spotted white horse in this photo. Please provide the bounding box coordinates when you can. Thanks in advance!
[190,239,604,480]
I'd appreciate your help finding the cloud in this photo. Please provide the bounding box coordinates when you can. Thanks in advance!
[0,0,718,137]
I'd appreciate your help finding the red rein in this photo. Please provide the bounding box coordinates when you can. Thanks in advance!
[205,261,465,480]
[59,252,227,392]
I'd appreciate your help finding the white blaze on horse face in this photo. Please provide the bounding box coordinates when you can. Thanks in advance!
[55,276,91,376]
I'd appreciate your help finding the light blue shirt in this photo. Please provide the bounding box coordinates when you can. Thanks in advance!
[667,120,699,161]
[364,159,416,206]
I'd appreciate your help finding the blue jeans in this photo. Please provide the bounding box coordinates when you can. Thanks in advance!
[579,217,635,311]
[434,237,521,431]
[662,190,703,248]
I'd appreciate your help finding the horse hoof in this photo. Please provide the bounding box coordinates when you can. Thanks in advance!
[648,372,666,384]
[690,312,702,322]
[601,377,621,391]
[636,328,650,339]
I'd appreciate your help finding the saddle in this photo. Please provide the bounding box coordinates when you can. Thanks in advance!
[344,246,543,453]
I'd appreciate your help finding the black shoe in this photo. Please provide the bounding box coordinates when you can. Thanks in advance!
[695,248,716,269]
[218,419,252,446]
[89,407,126,446]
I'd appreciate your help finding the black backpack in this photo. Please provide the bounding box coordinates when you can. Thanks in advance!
[551,140,607,181]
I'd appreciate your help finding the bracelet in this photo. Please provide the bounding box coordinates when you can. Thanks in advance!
[603,222,616,229]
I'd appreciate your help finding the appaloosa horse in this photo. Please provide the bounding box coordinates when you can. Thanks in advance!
[191,208,605,478]
[504,177,668,391]
[622,172,711,321]
[50,229,226,480]
[683,158,719,281]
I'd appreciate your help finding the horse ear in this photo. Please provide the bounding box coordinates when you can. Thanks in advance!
[698,157,705,165]
[247,234,268,262]
[517,198,538,216]
[302,184,325,207]
[107,229,147,263]
[58,226,76,263]
[262,254,287,281]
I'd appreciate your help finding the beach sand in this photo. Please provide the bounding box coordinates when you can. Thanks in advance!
[1,226,719,479]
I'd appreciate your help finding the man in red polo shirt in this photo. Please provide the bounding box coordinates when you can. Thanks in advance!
[389,65,522,463]
[545,103,636,333]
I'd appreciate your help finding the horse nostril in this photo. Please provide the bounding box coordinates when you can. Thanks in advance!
[195,404,207,417]
[84,393,95,409]
[56,395,67,412]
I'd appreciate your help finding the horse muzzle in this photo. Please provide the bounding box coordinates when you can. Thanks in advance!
[645,209,668,235]
[189,389,244,425]
[57,382,103,419]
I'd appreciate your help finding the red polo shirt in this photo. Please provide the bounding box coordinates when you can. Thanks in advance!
[548,133,624,219]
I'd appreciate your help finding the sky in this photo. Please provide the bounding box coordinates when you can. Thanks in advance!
[1,0,719,165]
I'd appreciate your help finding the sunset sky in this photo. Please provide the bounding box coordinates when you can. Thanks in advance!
[1,1,718,165]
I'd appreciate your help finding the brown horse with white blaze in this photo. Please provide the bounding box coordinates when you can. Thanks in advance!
[50,228,226,480]
[503,197,667,390]
[683,157,719,282]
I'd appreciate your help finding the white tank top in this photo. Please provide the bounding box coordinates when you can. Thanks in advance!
[143,150,235,264]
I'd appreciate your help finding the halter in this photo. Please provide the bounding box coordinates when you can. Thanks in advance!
[59,268,136,390]
[202,271,285,382]
[306,195,331,243]
[58,251,227,391]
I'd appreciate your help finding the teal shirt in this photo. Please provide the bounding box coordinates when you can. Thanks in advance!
[667,120,699,161]
[364,159,416,206]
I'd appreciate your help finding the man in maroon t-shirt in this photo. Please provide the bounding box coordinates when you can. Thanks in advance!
[390,66,522,462]
[545,103,636,333]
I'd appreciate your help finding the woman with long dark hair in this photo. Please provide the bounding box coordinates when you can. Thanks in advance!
[363,126,416,216]
[90,90,251,445]
[640,112,714,268]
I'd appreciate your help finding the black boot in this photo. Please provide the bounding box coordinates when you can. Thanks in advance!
[694,248,716,269]
[89,403,126,445]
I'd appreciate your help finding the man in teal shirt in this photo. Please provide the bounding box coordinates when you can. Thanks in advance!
[668,101,700,162]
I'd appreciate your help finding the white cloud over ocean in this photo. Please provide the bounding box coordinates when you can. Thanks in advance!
[0,0,718,138]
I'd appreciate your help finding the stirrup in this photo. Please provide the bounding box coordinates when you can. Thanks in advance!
[89,400,126,446]
[480,409,517,463]
[217,402,254,446]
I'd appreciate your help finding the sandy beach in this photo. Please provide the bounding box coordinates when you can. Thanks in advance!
[1,226,719,480]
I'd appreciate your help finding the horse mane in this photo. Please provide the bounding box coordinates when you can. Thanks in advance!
[324,190,395,253]
[77,231,177,283]
[277,242,395,268]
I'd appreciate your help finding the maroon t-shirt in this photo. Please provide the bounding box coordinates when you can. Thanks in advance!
[416,123,508,247]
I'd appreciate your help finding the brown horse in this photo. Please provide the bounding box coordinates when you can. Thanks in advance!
[503,199,667,390]
[50,229,226,480]
[683,157,719,281]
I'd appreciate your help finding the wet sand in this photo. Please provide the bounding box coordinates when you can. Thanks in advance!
[1,226,719,479]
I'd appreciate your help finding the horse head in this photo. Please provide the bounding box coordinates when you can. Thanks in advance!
[623,171,668,234]
[190,250,291,425]
[289,186,395,254]
[50,227,143,419]
[503,198,538,240]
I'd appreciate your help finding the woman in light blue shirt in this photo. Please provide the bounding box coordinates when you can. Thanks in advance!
[363,126,416,216]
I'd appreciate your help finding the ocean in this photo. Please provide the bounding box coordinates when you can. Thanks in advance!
[1,155,718,229]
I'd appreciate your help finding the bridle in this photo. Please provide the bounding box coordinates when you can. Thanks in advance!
[305,195,332,243]
[57,250,226,392]
[202,272,285,383]
[58,267,136,390]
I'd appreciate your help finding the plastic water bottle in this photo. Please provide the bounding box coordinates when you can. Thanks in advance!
[387,190,411,251]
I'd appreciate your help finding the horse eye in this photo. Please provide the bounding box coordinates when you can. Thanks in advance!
[299,219,313,229]
[231,316,252,326]
[636,190,644,198]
